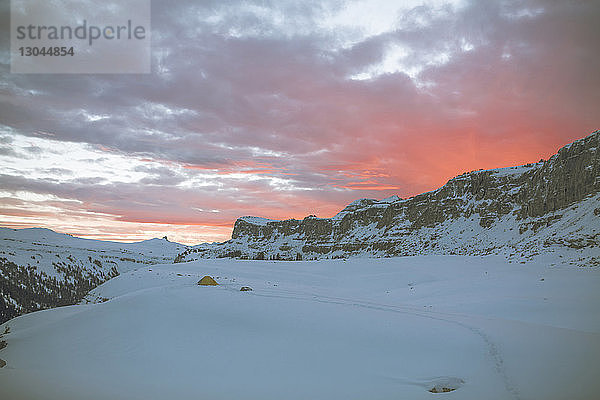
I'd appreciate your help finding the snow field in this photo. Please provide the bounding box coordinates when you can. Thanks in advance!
[1,256,599,400]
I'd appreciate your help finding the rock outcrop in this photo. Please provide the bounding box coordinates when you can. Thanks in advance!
[177,131,600,266]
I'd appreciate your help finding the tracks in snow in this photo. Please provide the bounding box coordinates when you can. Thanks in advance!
[246,287,521,400]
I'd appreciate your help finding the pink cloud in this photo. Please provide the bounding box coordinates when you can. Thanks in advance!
[0,0,598,243]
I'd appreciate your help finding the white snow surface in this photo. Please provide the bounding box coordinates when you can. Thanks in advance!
[1,256,599,400]
[380,194,401,203]
[239,216,279,226]
[0,227,187,277]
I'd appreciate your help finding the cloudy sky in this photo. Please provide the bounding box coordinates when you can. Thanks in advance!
[0,0,598,244]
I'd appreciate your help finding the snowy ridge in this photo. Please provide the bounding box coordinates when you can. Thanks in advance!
[239,216,280,226]
[0,228,187,323]
[178,131,600,266]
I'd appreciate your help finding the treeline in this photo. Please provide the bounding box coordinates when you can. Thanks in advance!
[0,258,119,324]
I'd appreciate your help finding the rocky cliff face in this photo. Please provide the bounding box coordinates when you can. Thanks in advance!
[177,131,600,266]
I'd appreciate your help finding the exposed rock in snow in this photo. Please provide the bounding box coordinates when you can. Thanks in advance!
[178,131,600,266]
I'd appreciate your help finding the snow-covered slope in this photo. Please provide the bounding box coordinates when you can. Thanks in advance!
[1,132,598,398]
[178,131,600,266]
[1,256,599,399]
[0,228,187,323]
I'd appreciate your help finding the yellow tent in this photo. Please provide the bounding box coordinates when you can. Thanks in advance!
[198,276,218,286]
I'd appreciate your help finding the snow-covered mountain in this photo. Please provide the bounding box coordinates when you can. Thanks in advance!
[177,131,600,266]
[0,228,187,324]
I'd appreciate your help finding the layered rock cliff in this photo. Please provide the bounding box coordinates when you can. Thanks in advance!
[177,131,600,266]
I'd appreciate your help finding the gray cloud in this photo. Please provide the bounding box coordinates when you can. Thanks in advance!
[0,0,598,242]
